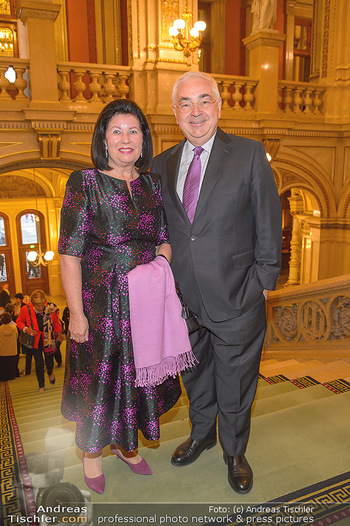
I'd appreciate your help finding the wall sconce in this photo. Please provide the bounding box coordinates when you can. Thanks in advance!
[169,4,206,58]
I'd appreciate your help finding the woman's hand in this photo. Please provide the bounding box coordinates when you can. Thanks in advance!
[69,313,89,343]
[24,327,37,337]
[56,332,64,343]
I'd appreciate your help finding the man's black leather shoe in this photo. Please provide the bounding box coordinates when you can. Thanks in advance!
[224,453,253,494]
[171,436,217,466]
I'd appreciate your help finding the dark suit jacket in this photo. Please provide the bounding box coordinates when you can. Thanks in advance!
[152,128,282,322]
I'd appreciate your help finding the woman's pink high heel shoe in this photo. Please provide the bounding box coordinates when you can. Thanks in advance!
[110,446,152,475]
[82,455,105,494]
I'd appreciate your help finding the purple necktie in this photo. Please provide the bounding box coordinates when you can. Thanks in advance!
[183,146,204,223]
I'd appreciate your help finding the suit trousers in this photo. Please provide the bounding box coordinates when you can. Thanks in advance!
[182,294,266,456]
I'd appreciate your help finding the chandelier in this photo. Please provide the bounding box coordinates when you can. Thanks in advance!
[0,27,14,57]
[27,245,54,268]
[26,170,54,267]
[169,4,206,58]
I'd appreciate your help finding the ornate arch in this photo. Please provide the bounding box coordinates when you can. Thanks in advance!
[272,156,336,218]
[338,177,350,219]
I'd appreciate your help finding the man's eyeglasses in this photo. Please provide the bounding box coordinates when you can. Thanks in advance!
[176,98,217,114]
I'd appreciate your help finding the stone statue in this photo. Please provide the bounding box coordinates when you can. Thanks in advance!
[251,0,277,33]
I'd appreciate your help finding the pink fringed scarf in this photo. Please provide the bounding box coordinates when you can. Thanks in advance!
[127,256,197,387]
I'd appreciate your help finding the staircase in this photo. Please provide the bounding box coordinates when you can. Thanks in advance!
[7,351,350,504]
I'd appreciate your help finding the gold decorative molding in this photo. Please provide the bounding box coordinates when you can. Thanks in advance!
[336,64,350,83]
[262,138,280,159]
[66,124,95,132]
[271,168,281,192]
[243,29,286,51]
[305,220,350,231]
[54,197,63,209]
[0,175,46,198]
[0,122,31,130]
[17,0,61,23]
[36,133,61,160]
[0,141,23,149]
[147,58,187,64]
[69,141,92,150]
[161,0,179,43]
[321,0,330,78]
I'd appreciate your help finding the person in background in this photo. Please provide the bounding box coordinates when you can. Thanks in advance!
[14,293,24,318]
[13,293,25,372]
[58,99,181,495]
[16,289,63,392]
[153,71,282,494]
[62,306,70,336]
[53,307,63,367]
[0,283,11,311]
[4,303,21,376]
[23,295,30,305]
[0,312,18,381]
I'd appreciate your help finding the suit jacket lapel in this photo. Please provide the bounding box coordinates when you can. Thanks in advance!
[166,139,190,225]
[193,129,231,223]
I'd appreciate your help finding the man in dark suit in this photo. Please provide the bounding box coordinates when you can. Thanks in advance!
[0,283,11,310]
[152,71,282,494]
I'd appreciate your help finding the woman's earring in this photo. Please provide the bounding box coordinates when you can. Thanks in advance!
[104,142,108,159]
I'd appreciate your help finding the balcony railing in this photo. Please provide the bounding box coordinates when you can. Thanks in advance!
[57,62,132,103]
[214,74,258,112]
[0,57,30,102]
[278,80,326,115]
[0,58,327,119]
[265,275,350,356]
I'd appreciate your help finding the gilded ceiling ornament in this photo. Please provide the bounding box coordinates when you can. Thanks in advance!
[161,0,179,43]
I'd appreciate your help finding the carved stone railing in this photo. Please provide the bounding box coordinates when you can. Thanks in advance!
[0,58,30,102]
[265,275,350,356]
[214,74,258,112]
[278,80,326,115]
[57,62,132,103]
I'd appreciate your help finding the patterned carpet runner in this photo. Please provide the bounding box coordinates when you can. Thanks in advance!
[0,382,37,525]
[259,373,350,394]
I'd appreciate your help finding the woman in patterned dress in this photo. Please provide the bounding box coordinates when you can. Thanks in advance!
[58,100,181,494]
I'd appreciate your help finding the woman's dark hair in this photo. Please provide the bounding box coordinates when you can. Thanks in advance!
[1,312,12,325]
[15,293,24,300]
[91,99,153,173]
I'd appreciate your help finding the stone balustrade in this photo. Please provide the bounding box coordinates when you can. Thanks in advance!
[57,62,132,103]
[0,58,30,101]
[278,81,326,115]
[265,275,350,356]
[0,59,328,117]
[214,74,258,111]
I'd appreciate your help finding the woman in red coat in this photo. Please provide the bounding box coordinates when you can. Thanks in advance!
[17,289,63,392]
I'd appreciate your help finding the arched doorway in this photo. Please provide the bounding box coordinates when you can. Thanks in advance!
[16,210,50,295]
[0,213,15,294]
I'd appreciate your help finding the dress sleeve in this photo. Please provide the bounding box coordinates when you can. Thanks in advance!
[58,170,92,257]
[150,172,170,245]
